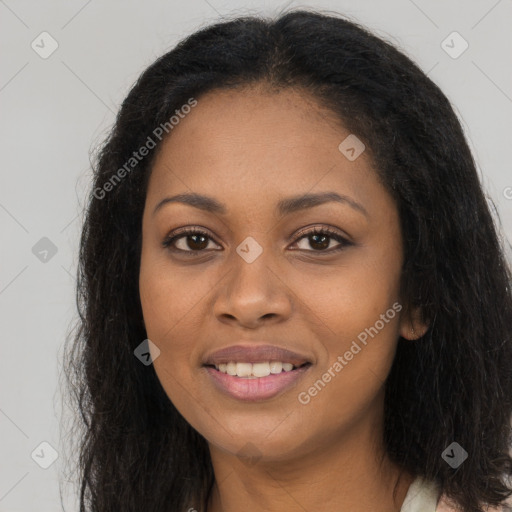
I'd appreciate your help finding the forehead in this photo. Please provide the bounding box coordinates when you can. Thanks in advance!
[146,85,387,219]
[159,84,349,155]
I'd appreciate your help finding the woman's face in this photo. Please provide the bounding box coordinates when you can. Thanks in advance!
[139,85,415,463]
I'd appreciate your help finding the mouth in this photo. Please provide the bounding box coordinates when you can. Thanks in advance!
[204,361,312,378]
[203,344,312,368]
[202,344,313,401]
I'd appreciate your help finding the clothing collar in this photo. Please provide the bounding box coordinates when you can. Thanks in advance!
[401,476,440,512]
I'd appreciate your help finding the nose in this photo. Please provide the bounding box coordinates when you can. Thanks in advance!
[213,250,293,329]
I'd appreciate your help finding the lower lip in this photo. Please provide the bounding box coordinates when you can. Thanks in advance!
[204,365,311,402]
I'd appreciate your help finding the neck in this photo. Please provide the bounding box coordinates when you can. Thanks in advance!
[205,398,414,512]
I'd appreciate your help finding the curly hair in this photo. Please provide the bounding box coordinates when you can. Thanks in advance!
[63,9,512,512]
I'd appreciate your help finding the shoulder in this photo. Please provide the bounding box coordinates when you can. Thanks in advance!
[404,476,512,512]
[437,494,512,512]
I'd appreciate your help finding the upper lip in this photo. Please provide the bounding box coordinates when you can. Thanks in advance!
[203,344,312,366]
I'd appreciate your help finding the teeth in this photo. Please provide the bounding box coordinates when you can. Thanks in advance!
[270,361,282,374]
[214,361,301,378]
[252,362,271,377]
[236,362,252,377]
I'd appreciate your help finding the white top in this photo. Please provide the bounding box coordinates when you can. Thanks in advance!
[400,476,440,512]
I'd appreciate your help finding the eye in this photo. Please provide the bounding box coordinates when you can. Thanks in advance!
[291,225,352,253]
[162,225,352,256]
[162,227,220,254]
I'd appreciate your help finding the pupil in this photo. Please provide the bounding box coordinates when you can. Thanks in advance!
[188,234,208,250]
[310,234,329,250]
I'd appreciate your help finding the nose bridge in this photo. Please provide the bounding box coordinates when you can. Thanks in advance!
[232,239,271,291]
[213,236,292,325]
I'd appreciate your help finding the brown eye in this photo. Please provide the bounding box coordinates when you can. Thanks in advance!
[293,227,351,253]
[162,225,352,257]
[162,228,220,253]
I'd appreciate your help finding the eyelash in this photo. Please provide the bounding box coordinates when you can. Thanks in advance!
[161,225,352,256]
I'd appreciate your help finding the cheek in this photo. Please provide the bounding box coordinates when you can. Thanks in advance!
[296,309,401,438]
[139,247,212,347]
[292,253,402,416]
[291,247,402,336]
[138,252,218,418]
[139,265,203,422]
[138,254,194,377]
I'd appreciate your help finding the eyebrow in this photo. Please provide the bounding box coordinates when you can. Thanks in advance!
[152,191,369,218]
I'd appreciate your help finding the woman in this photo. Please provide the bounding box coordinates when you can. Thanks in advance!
[65,9,512,512]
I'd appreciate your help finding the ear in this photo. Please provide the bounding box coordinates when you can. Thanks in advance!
[399,306,429,340]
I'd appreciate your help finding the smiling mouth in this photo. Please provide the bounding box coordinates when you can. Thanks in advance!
[204,360,312,401]
[204,361,312,378]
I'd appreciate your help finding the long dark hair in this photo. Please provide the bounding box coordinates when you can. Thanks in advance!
[64,9,512,512]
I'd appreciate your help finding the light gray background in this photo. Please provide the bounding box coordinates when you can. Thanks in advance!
[1,1,511,510]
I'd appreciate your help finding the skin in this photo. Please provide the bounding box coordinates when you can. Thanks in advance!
[139,83,427,512]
